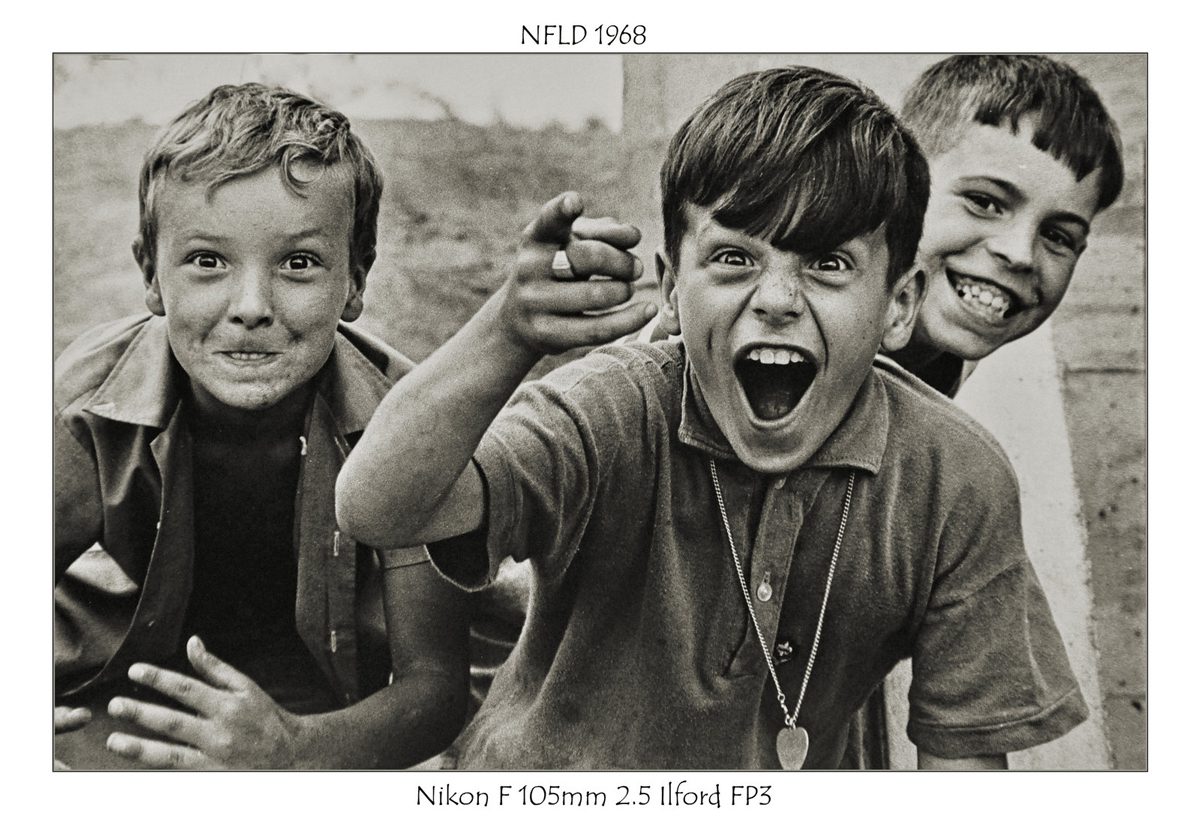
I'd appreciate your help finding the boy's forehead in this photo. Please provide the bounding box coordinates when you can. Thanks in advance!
[935,114,1067,178]
[933,118,1102,218]
[161,160,354,204]
[683,203,890,261]
[152,165,355,253]
[156,164,355,232]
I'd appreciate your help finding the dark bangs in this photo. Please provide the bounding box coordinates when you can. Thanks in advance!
[662,67,929,283]
[902,56,1124,210]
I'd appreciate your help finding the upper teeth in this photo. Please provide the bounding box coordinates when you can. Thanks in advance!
[954,276,1012,317]
[228,352,270,361]
[747,347,803,365]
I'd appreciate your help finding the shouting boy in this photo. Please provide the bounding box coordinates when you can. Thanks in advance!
[54,83,468,768]
[337,67,1087,769]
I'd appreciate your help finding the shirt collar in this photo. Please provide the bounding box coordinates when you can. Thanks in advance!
[83,315,396,436]
[676,347,890,476]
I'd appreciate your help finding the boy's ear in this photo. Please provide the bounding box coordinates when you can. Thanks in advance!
[341,265,367,322]
[656,250,682,336]
[880,264,927,352]
[133,238,166,317]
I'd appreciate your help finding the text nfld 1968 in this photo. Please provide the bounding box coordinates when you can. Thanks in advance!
[416,781,771,808]
[520,24,647,46]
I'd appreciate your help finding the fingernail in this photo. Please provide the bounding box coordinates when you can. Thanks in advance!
[563,192,580,214]
[634,259,645,278]
[106,733,130,754]
[644,303,659,318]
[128,664,147,681]
[108,698,126,716]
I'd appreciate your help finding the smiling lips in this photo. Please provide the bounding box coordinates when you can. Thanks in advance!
[735,345,817,422]
[220,350,279,363]
[947,269,1029,322]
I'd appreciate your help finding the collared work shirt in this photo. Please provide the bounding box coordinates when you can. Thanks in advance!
[430,341,1087,769]
[54,314,415,705]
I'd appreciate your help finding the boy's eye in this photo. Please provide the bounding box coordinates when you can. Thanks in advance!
[187,252,224,269]
[1042,225,1082,255]
[812,253,853,272]
[963,192,1002,216]
[713,249,754,267]
[284,253,319,271]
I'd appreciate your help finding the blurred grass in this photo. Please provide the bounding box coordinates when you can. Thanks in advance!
[54,117,644,377]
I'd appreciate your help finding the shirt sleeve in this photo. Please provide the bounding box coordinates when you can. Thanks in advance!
[375,545,431,569]
[54,409,105,579]
[427,353,651,591]
[906,450,1089,758]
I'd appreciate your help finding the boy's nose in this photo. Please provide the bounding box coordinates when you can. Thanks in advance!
[986,218,1038,273]
[750,268,804,325]
[227,268,274,329]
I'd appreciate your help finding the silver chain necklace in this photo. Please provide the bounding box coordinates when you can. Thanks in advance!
[708,458,855,770]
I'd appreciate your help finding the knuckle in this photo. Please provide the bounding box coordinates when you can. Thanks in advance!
[213,731,235,758]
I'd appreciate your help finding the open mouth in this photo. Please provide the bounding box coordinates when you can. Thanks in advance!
[734,346,817,422]
[220,351,278,363]
[947,270,1024,321]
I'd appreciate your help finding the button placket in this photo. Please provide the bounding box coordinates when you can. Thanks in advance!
[743,481,803,666]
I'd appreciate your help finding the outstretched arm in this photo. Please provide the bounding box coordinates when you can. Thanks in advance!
[105,561,470,769]
[336,191,654,549]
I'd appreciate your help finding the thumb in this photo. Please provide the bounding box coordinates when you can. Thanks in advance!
[522,191,584,247]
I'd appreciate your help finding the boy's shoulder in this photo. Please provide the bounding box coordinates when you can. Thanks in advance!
[538,339,686,405]
[871,354,1016,482]
[54,313,164,418]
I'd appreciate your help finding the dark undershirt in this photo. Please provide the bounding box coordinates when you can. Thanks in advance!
[181,386,339,714]
[890,349,964,398]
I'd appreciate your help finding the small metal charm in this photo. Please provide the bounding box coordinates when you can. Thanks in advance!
[776,725,810,770]
[773,640,794,665]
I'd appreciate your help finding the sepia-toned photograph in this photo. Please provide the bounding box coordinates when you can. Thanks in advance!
[52,53,1146,772]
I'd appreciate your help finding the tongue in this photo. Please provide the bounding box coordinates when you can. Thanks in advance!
[749,385,798,420]
[739,364,803,421]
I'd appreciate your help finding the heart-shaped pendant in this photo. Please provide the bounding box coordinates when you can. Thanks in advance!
[776,725,809,770]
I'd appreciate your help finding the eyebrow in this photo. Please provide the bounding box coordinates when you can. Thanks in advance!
[972,176,1093,235]
[179,227,335,245]
[285,227,336,242]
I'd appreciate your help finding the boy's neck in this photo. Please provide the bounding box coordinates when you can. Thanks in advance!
[187,380,315,438]
[889,341,964,397]
[889,335,948,373]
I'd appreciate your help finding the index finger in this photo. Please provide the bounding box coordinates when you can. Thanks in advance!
[570,216,641,251]
[127,662,224,716]
[523,191,584,247]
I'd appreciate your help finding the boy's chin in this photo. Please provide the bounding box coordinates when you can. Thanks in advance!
[915,319,1008,364]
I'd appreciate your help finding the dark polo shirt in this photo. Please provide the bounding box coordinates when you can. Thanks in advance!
[429,341,1086,769]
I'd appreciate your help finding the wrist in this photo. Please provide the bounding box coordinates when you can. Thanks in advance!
[284,710,319,769]
[478,289,544,376]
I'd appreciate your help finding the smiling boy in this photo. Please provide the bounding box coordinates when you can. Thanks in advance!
[336,67,1087,769]
[890,55,1124,394]
[54,84,467,768]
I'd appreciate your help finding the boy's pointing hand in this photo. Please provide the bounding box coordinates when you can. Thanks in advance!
[504,191,657,355]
